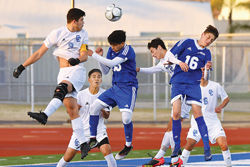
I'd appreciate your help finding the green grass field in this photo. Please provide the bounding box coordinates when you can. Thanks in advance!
[0,144,249,166]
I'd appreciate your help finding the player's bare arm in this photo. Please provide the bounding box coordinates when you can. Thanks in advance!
[205,61,212,70]
[215,97,230,113]
[13,44,49,78]
[136,67,140,72]
[101,109,110,119]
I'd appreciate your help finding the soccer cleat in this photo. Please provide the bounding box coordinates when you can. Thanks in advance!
[142,157,165,167]
[88,137,98,149]
[170,158,183,167]
[27,111,48,125]
[204,149,212,161]
[80,142,91,159]
[115,145,133,160]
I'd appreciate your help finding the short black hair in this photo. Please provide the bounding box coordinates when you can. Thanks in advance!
[204,25,219,39]
[107,30,126,45]
[88,69,102,78]
[147,38,167,50]
[67,8,85,23]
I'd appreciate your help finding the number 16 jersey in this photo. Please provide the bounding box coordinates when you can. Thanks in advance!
[169,38,211,85]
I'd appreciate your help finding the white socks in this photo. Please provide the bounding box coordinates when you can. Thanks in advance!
[222,149,232,167]
[72,117,86,144]
[57,157,68,167]
[180,149,191,165]
[44,98,62,117]
[104,154,117,167]
[155,131,172,159]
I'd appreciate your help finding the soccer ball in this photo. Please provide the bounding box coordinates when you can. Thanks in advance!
[105,4,122,22]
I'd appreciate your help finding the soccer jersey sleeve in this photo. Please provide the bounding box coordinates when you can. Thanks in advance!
[43,29,58,48]
[170,38,190,57]
[217,83,228,101]
[81,30,89,45]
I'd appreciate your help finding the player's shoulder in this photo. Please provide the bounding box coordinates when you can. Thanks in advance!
[78,88,89,95]
[177,38,193,46]
[209,80,221,87]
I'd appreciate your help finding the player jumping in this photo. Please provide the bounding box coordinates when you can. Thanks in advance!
[13,8,90,159]
[87,30,138,160]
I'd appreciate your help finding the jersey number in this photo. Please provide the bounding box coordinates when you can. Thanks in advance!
[113,64,122,72]
[185,56,199,70]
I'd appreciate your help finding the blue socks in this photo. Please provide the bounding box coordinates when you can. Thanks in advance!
[89,115,99,137]
[195,116,210,151]
[172,118,181,149]
[124,121,133,142]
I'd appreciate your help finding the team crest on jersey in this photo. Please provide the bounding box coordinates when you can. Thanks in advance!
[209,89,213,96]
[193,129,198,137]
[76,35,81,42]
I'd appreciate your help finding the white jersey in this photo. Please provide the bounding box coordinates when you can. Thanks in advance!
[43,26,88,64]
[77,88,108,133]
[191,80,228,127]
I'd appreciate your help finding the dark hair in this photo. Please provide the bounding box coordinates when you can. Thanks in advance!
[88,69,102,78]
[107,30,126,45]
[204,25,219,39]
[67,8,85,23]
[147,38,167,50]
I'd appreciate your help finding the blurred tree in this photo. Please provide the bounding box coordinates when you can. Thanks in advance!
[211,0,224,19]
[223,0,250,33]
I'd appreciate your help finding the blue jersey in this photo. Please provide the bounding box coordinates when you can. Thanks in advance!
[107,45,138,87]
[170,38,211,84]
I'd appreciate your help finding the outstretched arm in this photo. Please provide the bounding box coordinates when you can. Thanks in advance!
[88,47,125,67]
[13,44,48,78]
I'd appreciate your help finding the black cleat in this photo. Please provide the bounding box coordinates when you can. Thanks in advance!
[115,145,133,160]
[27,111,48,125]
[80,142,91,159]
[88,137,98,149]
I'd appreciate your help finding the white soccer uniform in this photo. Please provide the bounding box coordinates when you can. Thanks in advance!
[68,88,109,150]
[139,54,191,119]
[43,26,89,98]
[187,81,228,144]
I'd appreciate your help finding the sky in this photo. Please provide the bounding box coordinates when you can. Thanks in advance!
[0,0,215,38]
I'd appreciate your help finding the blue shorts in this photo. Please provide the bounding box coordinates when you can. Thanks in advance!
[98,84,138,114]
[171,83,202,106]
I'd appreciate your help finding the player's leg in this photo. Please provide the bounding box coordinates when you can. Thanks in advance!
[192,104,211,161]
[171,97,182,163]
[89,99,106,148]
[57,147,78,167]
[27,80,72,124]
[114,85,137,160]
[64,97,90,159]
[216,136,232,167]
[98,138,117,167]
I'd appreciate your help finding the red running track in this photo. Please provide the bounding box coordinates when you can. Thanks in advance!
[0,127,249,157]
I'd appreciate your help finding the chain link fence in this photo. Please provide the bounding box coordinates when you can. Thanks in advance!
[0,34,249,119]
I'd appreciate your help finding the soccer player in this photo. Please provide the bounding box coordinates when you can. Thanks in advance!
[57,69,117,167]
[137,38,191,167]
[13,8,90,159]
[87,30,138,160]
[177,67,231,167]
[164,25,219,164]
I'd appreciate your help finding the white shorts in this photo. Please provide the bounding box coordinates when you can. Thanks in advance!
[187,122,226,144]
[57,65,86,99]
[68,128,108,150]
